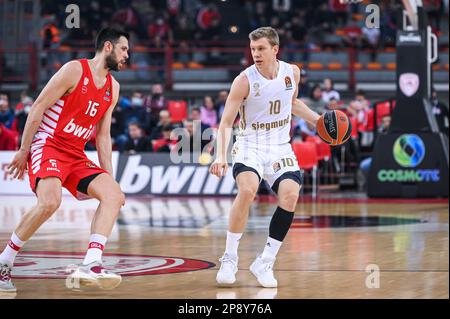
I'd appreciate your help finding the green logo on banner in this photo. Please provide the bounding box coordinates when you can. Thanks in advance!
[393,134,425,168]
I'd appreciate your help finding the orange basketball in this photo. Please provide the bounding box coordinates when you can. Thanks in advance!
[316,110,352,145]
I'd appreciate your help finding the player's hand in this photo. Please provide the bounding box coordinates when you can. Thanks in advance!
[209,159,228,178]
[7,148,29,180]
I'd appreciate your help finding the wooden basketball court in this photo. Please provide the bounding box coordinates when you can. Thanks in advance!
[0,194,448,299]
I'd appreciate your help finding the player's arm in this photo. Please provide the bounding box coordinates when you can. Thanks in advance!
[209,73,249,178]
[290,64,320,126]
[7,61,82,179]
[95,78,120,176]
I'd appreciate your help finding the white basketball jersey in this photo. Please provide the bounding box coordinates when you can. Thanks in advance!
[238,60,295,145]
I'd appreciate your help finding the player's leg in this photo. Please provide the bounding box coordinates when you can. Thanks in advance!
[250,174,301,288]
[229,168,261,233]
[68,172,124,289]
[249,143,302,288]
[85,172,124,240]
[263,177,300,259]
[217,165,261,285]
[0,177,62,292]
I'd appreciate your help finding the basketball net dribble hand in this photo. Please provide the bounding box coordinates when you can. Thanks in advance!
[209,160,228,178]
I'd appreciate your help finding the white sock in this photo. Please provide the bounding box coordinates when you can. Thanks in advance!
[83,234,107,265]
[0,232,26,266]
[261,237,282,260]
[225,231,242,258]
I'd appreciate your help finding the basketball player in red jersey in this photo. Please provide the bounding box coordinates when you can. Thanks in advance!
[0,28,129,292]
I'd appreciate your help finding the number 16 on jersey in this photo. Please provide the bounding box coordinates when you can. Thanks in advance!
[85,100,99,117]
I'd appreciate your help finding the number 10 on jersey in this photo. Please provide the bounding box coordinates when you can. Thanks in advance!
[269,100,281,115]
[85,100,99,117]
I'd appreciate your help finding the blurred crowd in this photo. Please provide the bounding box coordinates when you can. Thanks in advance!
[40,0,448,63]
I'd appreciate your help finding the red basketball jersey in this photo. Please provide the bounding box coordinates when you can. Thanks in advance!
[32,59,113,155]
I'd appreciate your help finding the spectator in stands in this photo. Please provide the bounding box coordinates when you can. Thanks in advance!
[379,2,398,47]
[196,3,221,32]
[425,0,444,32]
[347,89,370,134]
[150,110,172,140]
[111,105,127,151]
[166,0,182,25]
[147,14,172,43]
[247,1,271,30]
[285,15,310,62]
[308,2,336,46]
[144,83,169,128]
[199,12,222,42]
[176,119,195,158]
[191,107,210,135]
[295,118,317,141]
[182,118,211,154]
[200,96,218,127]
[378,115,391,134]
[0,123,17,151]
[0,94,14,129]
[111,4,141,32]
[322,78,340,103]
[341,16,362,48]
[298,69,312,99]
[11,95,33,136]
[361,26,380,61]
[153,124,175,152]
[40,14,63,75]
[124,122,152,154]
[215,90,228,120]
[431,89,449,136]
[326,97,342,112]
[273,0,291,14]
[123,91,146,129]
[329,0,348,27]
[173,15,193,64]
[308,84,327,114]
[13,91,33,113]
[85,0,111,32]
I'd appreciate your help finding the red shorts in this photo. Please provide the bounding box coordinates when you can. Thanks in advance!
[28,145,107,200]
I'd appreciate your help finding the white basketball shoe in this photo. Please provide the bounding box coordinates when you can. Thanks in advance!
[249,254,278,288]
[0,262,16,292]
[66,261,122,290]
[216,253,238,285]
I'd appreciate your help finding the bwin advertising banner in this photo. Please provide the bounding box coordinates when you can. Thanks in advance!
[115,153,236,195]
[0,152,236,196]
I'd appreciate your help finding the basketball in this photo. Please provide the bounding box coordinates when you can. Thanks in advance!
[316,110,352,145]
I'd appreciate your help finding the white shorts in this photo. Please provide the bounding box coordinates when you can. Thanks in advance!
[231,141,301,188]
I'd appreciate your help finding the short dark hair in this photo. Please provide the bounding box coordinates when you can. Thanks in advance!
[162,124,174,132]
[95,27,129,52]
[191,107,201,113]
[128,121,141,129]
[356,89,366,96]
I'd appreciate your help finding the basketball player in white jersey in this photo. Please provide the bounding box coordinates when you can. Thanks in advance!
[209,27,320,287]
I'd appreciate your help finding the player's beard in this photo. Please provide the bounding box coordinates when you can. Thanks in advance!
[105,51,120,72]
